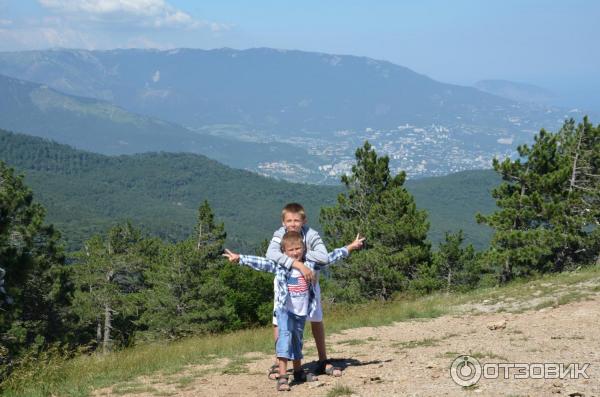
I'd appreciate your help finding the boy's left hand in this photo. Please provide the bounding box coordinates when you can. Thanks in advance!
[347,233,366,252]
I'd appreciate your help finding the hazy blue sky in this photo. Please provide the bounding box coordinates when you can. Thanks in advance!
[1,0,598,108]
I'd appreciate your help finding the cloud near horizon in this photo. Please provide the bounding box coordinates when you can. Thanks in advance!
[0,1,231,51]
[36,0,229,30]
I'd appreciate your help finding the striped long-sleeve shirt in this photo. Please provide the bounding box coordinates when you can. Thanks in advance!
[239,247,349,318]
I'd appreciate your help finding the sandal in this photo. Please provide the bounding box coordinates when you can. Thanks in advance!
[276,374,290,391]
[268,363,279,380]
[293,369,318,383]
[316,359,342,377]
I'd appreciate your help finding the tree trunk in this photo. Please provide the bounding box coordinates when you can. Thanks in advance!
[96,318,102,344]
[103,303,112,354]
[197,223,203,251]
[502,257,511,283]
[102,269,114,354]
[569,128,583,193]
[514,165,530,230]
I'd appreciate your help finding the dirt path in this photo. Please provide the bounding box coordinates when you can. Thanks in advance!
[95,281,600,397]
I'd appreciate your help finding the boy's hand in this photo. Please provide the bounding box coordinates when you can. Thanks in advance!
[293,260,315,284]
[222,249,240,263]
[347,233,366,252]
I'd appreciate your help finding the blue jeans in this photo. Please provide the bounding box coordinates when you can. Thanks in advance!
[275,309,306,361]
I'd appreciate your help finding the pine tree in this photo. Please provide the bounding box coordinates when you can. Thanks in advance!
[217,238,274,327]
[71,223,146,353]
[0,161,70,378]
[412,230,482,293]
[137,201,236,339]
[320,142,431,301]
[477,130,558,281]
[194,200,226,259]
[556,117,600,266]
[478,118,600,282]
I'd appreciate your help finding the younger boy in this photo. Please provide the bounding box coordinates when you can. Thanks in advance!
[223,231,363,391]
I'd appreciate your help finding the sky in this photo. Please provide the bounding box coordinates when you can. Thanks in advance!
[0,0,598,109]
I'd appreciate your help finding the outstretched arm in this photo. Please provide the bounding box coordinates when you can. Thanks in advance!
[323,234,366,267]
[223,249,278,274]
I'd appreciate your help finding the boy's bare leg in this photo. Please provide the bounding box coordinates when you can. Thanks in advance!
[311,321,342,376]
[269,325,280,380]
[277,357,290,391]
[311,321,327,361]
[292,359,302,372]
[278,357,288,376]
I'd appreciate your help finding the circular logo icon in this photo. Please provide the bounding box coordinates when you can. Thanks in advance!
[450,355,482,386]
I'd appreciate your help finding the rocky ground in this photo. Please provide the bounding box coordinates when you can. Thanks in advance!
[94,277,600,397]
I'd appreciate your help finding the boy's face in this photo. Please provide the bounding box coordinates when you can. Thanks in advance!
[282,211,306,232]
[283,241,305,261]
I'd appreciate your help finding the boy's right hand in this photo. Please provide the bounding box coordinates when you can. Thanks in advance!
[222,249,240,263]
[293,260,315,284]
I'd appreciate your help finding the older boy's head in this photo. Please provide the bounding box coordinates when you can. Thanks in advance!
[281,202,307,232]
[280,231,305,260]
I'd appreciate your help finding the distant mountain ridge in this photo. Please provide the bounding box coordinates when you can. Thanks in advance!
[0,47,567,182]
[0,73,324,177]
[0,47,548,132]
[474,79,557,105]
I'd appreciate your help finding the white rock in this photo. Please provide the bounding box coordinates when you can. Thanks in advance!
[487,319,507,330]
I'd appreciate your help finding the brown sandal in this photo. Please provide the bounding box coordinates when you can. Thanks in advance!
[316,359,342,377]
[268,364,279,380]
[294,369,318,382]
[276,374,290,391]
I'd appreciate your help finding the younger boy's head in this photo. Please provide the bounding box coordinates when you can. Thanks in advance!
[281,202,307,232]
[280,231,305,261]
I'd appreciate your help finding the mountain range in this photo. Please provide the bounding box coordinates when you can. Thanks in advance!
[0,48,523,130]
[0,73,324,175]
[0,48,576,182]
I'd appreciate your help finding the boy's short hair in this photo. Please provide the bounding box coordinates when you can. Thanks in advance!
[281,231,305,252]
[281,202,306,221]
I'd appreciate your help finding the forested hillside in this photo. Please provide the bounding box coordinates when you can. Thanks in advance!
[0,128,338,250]
[407,170,498,248]
[0,128,496,251]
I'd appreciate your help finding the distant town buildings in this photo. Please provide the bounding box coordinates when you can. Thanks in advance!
[249,121,529,183]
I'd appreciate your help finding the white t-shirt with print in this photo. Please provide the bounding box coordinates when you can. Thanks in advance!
[285,268,309,316]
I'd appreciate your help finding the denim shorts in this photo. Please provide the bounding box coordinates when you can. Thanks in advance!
[275,309,306,361]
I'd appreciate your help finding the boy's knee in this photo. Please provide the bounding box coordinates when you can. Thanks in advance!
[276,330,292,355]
[276,330,291,346]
